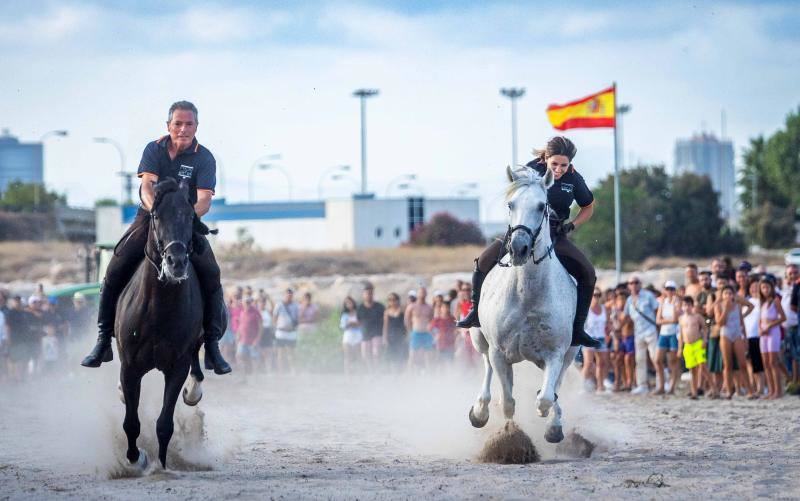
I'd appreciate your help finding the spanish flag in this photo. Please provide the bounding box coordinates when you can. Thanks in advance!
[546,86,615,131]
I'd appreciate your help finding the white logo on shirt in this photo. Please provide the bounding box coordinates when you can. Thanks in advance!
[178,164,194,179]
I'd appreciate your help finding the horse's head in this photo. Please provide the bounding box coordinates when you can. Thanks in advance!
[149,178,194,283]
[504,166,554,266]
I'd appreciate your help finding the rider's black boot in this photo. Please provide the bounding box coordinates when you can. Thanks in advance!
[81,281,114,367]
[456,260,486,329]
[571,284,602,348]
[202,287,232,375]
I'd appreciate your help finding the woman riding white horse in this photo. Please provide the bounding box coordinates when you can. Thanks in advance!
[457,136,601,351]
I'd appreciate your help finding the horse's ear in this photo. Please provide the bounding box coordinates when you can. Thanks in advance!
[542,167,555,189]
[506,165,516,183]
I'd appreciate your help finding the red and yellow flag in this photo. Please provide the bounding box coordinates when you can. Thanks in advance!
[546,86,615,131]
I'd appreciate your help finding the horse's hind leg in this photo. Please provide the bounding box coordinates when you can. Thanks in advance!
[157,359,190,469]
[183,344,204,406]
[469,352,493,428]
[490,348,515,419]
[544,346,579,443]
[120,366,147,467]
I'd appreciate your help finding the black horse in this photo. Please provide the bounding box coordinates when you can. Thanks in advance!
[117,178,209,470]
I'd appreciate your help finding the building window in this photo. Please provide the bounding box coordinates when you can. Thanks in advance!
[394,227,401,238]
[375,227,383,238]
[407,197,424,233]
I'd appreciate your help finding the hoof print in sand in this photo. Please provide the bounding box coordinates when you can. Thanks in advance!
[477,421,539,464]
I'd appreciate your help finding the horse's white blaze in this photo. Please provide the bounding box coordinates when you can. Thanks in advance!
[469,167,576,442]
[183,375,203,406]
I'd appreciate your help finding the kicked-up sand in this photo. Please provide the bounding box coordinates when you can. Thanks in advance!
[0,361,798,500]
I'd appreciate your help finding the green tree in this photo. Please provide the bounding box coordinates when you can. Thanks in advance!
[738,106,800,247]
[0,181,65,213]
[94,198,118,207]
[572,165,743,265]
[409,212,484,246]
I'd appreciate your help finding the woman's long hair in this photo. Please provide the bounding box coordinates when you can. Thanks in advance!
[342,296,357,313]
[759,278,776,307]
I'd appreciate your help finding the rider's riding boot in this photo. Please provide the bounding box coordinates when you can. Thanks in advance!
[81,281,115,367]
[456,260,486,329]
[203,287,232,375]
[571,284,602,348]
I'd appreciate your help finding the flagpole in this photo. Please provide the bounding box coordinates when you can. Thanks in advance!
[612,82,622,285]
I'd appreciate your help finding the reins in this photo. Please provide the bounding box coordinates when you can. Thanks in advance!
[497,202,554,268]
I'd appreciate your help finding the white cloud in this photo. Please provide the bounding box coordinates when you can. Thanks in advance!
[0,4,99,44]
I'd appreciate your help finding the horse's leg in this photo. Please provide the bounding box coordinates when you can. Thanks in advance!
[183,343,204,406]
[469,352,493,428]
[489,348,515,419]
[537,351,566,418]
[544,346,578,443]
[120,365,148,468]
[157,359,190,469]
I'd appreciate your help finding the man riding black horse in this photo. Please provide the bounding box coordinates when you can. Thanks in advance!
[81,100,231,374]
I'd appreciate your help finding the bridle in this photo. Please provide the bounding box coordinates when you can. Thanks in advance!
[497,202,554,268]
[146,208,194,282]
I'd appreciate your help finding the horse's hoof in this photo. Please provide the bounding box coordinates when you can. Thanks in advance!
[182,385,203,406]
[545,425,564,444]
[134,448,149,471]
[469,407,489,428]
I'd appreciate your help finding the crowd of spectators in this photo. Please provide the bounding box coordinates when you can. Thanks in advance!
[0,286,95,381]
[580,258,800,400]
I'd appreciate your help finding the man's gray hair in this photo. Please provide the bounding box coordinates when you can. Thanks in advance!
[167,101,198,123]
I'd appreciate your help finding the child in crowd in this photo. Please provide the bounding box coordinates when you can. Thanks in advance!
[655,281,682,395]
[759,277,786,399]
[40,324,60,374]
[616,293,635,391]
[583,287,610,393]
[430,302,457,365]
[678,296,710,399]
[340,296,362,374]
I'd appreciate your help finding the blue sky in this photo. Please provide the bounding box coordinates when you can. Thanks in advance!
[1,0,798,220]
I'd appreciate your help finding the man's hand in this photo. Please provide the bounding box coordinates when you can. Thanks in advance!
[557,221,575,236]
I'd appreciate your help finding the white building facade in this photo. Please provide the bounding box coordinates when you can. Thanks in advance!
[97,195,481,250]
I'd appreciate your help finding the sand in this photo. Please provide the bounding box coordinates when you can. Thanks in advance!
[1,361,799,500]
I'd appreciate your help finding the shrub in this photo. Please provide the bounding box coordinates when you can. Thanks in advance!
[409,212,484,246]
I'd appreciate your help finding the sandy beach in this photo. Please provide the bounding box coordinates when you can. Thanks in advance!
[1,360,799,500]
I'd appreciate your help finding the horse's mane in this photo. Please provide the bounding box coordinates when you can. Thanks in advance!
[505,168,544,200]
[152,178,180,211]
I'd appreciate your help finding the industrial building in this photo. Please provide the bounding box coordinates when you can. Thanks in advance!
[0,129,43,194]
[96,194,480,250]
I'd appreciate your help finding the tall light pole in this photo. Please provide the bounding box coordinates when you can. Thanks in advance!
[38,130,68,208]
[353,88,379,195]
[248,154,282,202]
[249,163,292,201]
[613,99,631,284]
[385,174,416,196]
[93,137,127,204]
[500,87,526,168]
[317,165,351,199]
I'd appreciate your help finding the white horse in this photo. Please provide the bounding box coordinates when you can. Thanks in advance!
[468,166,579,443]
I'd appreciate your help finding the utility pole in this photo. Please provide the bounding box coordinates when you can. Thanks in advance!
[353,89,379,195]
[500,88,526,168]
[612,82,631,284]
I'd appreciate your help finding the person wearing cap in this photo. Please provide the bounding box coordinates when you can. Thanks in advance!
[655,280,682,395]
[357,283,385,370]
[407,290,417,304]
[273,288,299,373]
[456,136,601,351]
[624,275,660,395]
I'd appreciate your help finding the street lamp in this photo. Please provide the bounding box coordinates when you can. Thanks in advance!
[317,165,351,199]
[451,182,478,197]
[385,174,417,196]
[37,130,69,208]
[613,102,631,284]
[93,137,127,204]
[249,163,292,202]
[500,87,526,168]
[248,154,282,202]
[353,88,379,194]
[395,182,425,197]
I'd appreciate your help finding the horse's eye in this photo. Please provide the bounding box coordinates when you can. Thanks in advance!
[507,202,513,211]
[538,202,545,211]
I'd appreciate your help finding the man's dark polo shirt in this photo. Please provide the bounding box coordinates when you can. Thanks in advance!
[137,135,216,206]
